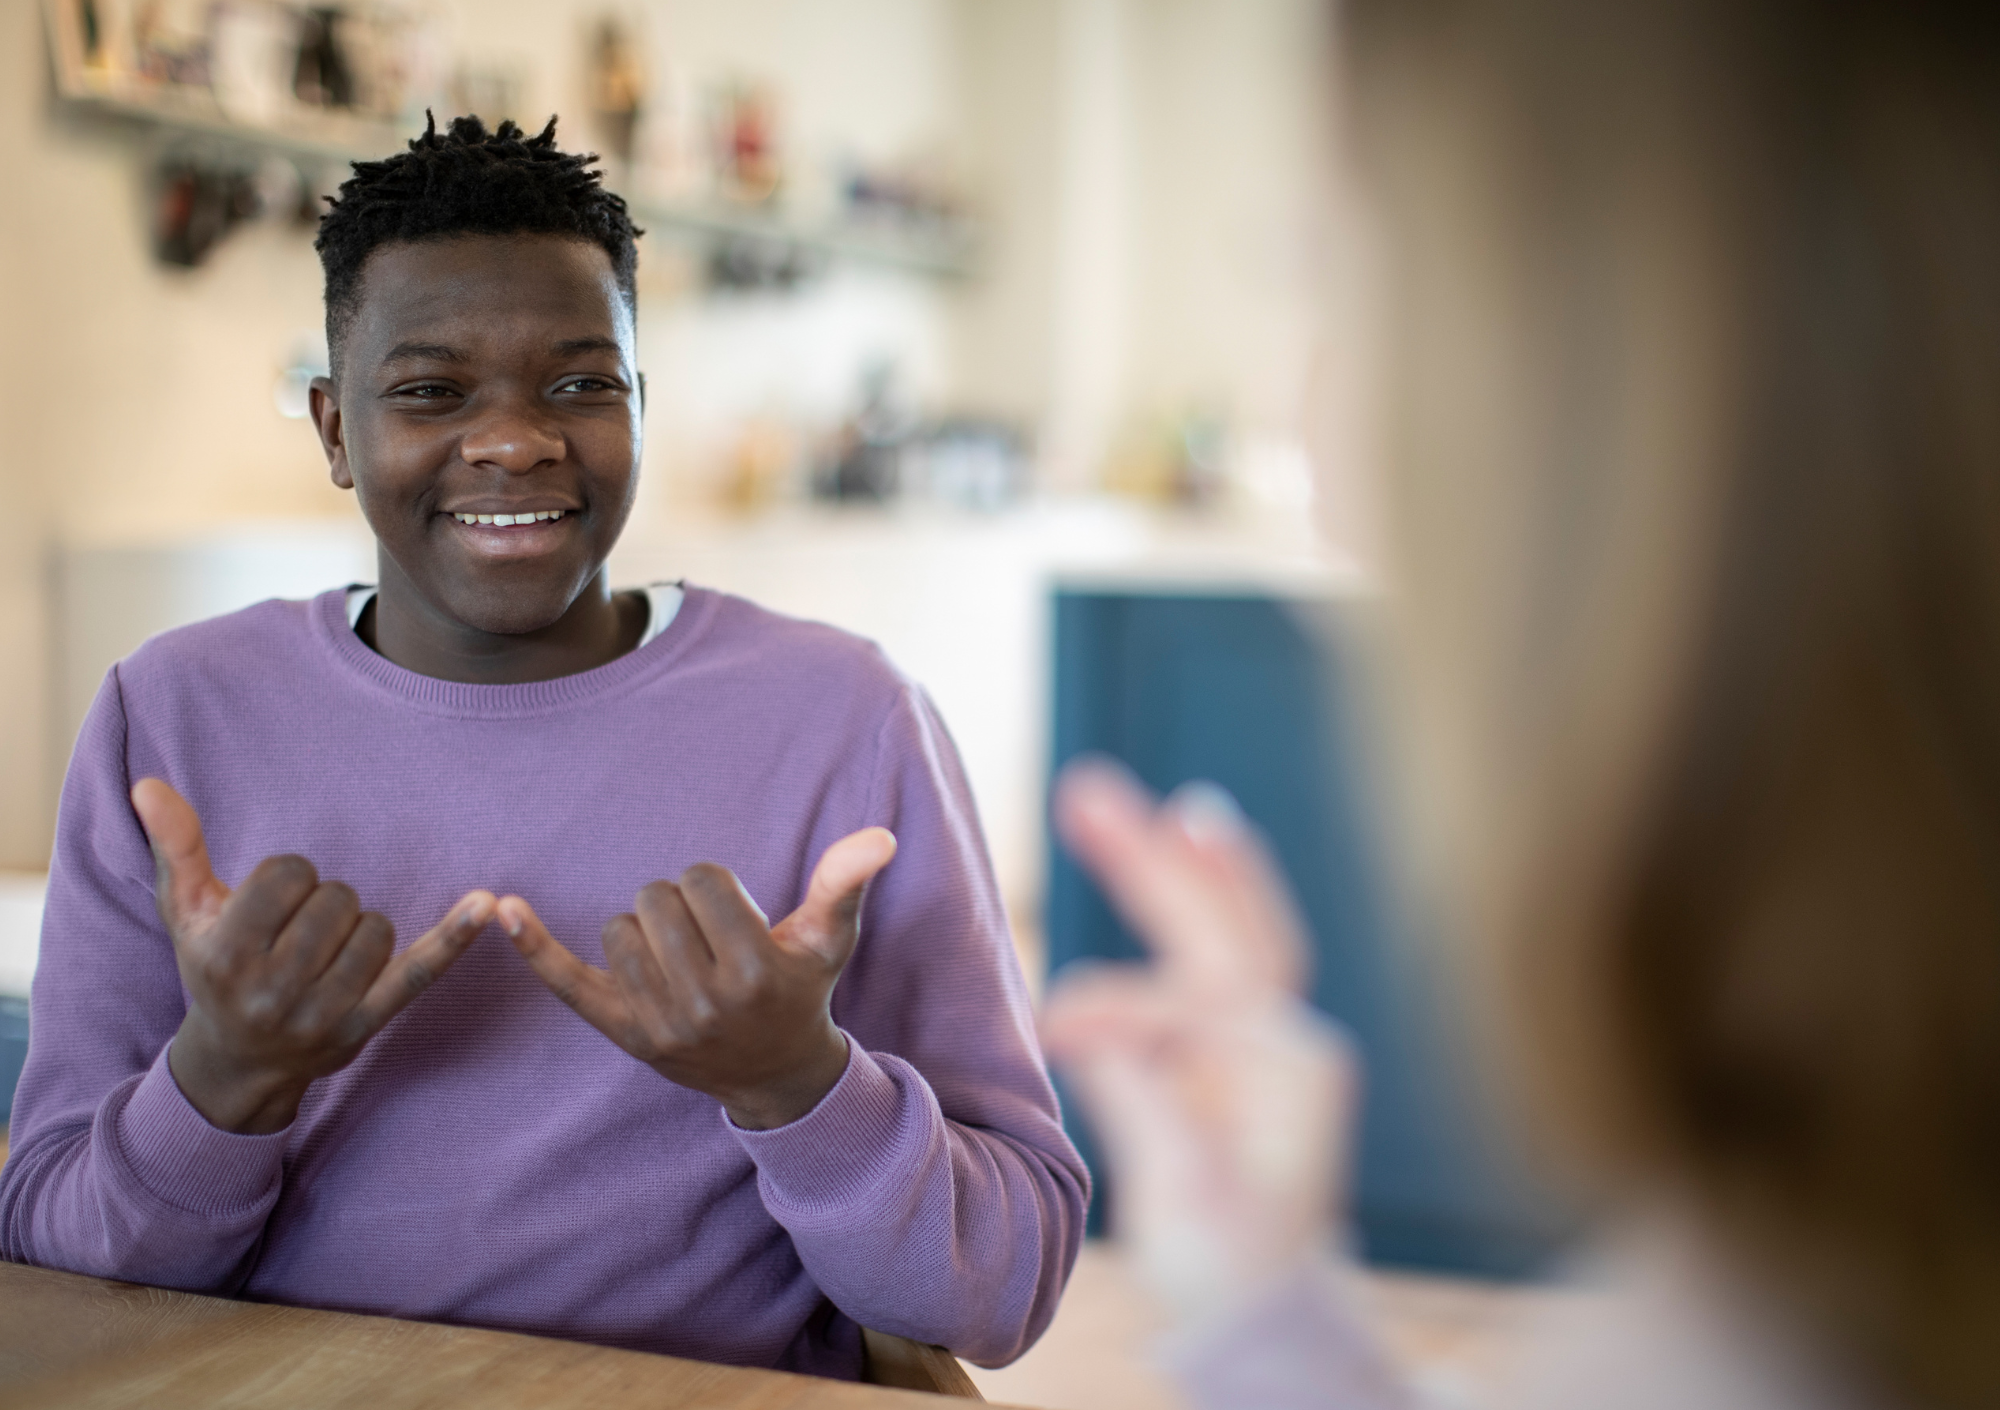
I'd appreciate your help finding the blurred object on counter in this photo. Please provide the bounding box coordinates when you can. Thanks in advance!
[902,420,1031,514]
[717,418,805,516]
[1099,411,1320,540]
[808,364,1030,512]
[710,76,783,204]
[814,361,916,504]
[1104,408,1232,507]
[587,13,645,167]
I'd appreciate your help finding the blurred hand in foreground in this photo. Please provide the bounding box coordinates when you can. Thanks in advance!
[1041,758,1356,1324]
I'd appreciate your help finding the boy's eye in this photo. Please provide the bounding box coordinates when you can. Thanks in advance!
[558,376,620,394]
[395,383,459,401]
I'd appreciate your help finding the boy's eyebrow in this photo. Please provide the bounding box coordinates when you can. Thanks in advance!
[552,337,624,357]
[381,341,467,365]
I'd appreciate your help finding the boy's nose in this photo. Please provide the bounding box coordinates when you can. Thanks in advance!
[459,408,565,473]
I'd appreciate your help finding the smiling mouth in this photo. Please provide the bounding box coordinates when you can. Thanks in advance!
[448,509,572,527]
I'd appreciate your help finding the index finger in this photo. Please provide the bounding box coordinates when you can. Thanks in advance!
[1054,758,1303,997]
[494,895,633,1038]
[349,890,496,1031]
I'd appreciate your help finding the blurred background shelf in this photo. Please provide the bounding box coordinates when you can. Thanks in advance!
[50,82,402,165]
[47,84,978,280]
[630,195,976,280]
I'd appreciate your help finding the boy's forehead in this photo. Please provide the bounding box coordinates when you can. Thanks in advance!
[350,235,632,356]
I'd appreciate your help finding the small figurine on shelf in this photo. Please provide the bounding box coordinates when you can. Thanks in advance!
[153,156,255,266]
[629,58,705,201]
[132,0,212,88]
[587,15,645,168]
[291,5,354,108]
[209,1,300,125]
[710,77,782,204]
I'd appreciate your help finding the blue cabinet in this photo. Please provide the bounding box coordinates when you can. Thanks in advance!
[0,996,26,1127]
[1045,590,1572,1278]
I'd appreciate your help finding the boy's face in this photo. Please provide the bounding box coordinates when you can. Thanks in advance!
[313,234,641,638]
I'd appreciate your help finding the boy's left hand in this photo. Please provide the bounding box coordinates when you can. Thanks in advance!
[499,829,897,1129]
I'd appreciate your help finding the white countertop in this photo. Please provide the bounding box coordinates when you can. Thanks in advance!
[0,873,45,1000]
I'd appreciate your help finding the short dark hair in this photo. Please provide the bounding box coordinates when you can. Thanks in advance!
[314,113,640,373]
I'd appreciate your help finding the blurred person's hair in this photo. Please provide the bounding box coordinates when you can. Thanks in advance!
[1344,1,2000,1404]
[314,114,640,374]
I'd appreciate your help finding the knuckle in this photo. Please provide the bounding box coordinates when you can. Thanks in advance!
[678,861,731,893]
[263,854,319,893]
[635,879,679,911]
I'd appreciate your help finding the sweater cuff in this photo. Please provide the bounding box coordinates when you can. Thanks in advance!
[109,1047,290,1218]
[728,1038,927,1218]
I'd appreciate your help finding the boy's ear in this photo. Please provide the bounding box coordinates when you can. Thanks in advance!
[308,376,353,490]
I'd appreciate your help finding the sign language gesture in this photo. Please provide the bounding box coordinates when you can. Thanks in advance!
[132,778,497,1136]
[1038,759,1353,1323]
[499,828,898,1130]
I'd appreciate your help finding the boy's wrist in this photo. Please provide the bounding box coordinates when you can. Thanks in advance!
[168,1021,309,1136]
[717,1026,851,1131]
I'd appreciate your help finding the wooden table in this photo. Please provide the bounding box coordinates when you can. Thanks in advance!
[0,1260,984,1409]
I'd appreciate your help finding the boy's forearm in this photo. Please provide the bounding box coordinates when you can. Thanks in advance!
[1,1050,287,1290]
[732,1043,1086,1366]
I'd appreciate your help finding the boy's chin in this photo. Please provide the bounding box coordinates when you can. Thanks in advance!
[427,576,595,639]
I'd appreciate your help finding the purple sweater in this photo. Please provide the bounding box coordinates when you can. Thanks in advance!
[0,586,1086,1377]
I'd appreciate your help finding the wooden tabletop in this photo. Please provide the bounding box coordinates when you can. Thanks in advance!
[0,1259,981,1409]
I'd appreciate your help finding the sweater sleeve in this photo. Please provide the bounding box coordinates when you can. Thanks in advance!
[731,683,1089,1367]
[0,666,288,1289]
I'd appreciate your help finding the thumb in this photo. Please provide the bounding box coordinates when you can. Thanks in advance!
[130,778,230,937]
[772,827,898,966]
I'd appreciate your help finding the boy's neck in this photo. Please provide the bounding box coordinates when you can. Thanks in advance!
[361,563,648,685]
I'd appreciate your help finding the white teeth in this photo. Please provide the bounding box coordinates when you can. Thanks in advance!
[450,509,567,525]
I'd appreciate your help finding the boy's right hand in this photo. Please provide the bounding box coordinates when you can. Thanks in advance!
[131,778,496,1135]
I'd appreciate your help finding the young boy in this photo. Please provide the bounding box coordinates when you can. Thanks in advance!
[0,116,1086,1379]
